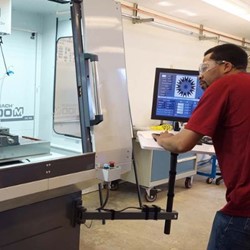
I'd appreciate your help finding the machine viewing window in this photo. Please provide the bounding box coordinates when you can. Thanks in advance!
[53,36,81,138]
[151,67,203,123]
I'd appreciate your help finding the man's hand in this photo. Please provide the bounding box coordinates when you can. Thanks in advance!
[151,129,203,153]
[152,131,174,142]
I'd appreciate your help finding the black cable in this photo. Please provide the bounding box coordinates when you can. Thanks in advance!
[96,183,110,211]
[132,151,143,208]
[82,220,93,229]
[100,206,141,213]
[48,0,70,3]
[99,206,164,213]
[0,37,8,75]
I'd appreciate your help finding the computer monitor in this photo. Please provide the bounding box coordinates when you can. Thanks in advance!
[151,67,203,124]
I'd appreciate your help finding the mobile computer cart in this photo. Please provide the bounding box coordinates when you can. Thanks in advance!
[123,137,197,202]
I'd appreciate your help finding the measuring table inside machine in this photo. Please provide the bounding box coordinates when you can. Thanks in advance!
[0,136,51,163]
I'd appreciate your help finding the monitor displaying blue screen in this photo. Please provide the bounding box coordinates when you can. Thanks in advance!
[151,68,203,122]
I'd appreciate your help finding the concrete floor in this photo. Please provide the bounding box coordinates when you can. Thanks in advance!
[79,175,225,250]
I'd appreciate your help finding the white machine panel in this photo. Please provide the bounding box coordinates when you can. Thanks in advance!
[83,0,133,170]
[0,0,11,35]
[54,0,132,173]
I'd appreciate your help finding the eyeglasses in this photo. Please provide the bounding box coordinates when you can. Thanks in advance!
[199,60,227,74]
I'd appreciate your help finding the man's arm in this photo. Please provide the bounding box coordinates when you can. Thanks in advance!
[152,128,203,154]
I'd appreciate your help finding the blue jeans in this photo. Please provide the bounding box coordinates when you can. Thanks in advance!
[207,211,250,250]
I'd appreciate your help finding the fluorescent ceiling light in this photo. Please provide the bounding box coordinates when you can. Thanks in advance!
[175,9,197,17]
[157,1,173,7]
[202,0,250,21]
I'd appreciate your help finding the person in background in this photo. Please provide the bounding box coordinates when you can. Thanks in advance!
[153,43,250,250]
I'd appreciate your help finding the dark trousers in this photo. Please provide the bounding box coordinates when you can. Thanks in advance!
[207,211,250,250]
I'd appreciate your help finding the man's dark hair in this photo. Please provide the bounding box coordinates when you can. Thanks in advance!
[204,43,248,70]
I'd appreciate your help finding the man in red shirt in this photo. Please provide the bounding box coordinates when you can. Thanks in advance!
[153,43,250,249]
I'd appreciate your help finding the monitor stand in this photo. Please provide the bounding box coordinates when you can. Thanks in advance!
[173,121,181,132]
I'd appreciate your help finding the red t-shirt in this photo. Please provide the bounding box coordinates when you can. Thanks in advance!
[186,72,250,217]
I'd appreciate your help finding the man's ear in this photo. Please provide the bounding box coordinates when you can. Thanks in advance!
[224,61,234,73]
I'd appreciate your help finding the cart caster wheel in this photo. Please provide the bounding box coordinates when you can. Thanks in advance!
[110,180,119,191]
[215,178,221,185]
[206,178,213,184]
[145,190,157,202]
[185,177,192,188]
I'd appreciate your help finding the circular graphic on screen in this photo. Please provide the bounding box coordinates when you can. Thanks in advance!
[176,76,196,98]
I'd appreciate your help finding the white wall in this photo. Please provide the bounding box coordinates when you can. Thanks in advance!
[122,18,219,127]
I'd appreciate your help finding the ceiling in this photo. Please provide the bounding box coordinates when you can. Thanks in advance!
[123,0,250,42]
[11,0,250,42]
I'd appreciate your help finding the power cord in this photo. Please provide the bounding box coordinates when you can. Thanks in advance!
[0,37,13,76]
[0,36,14,105]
